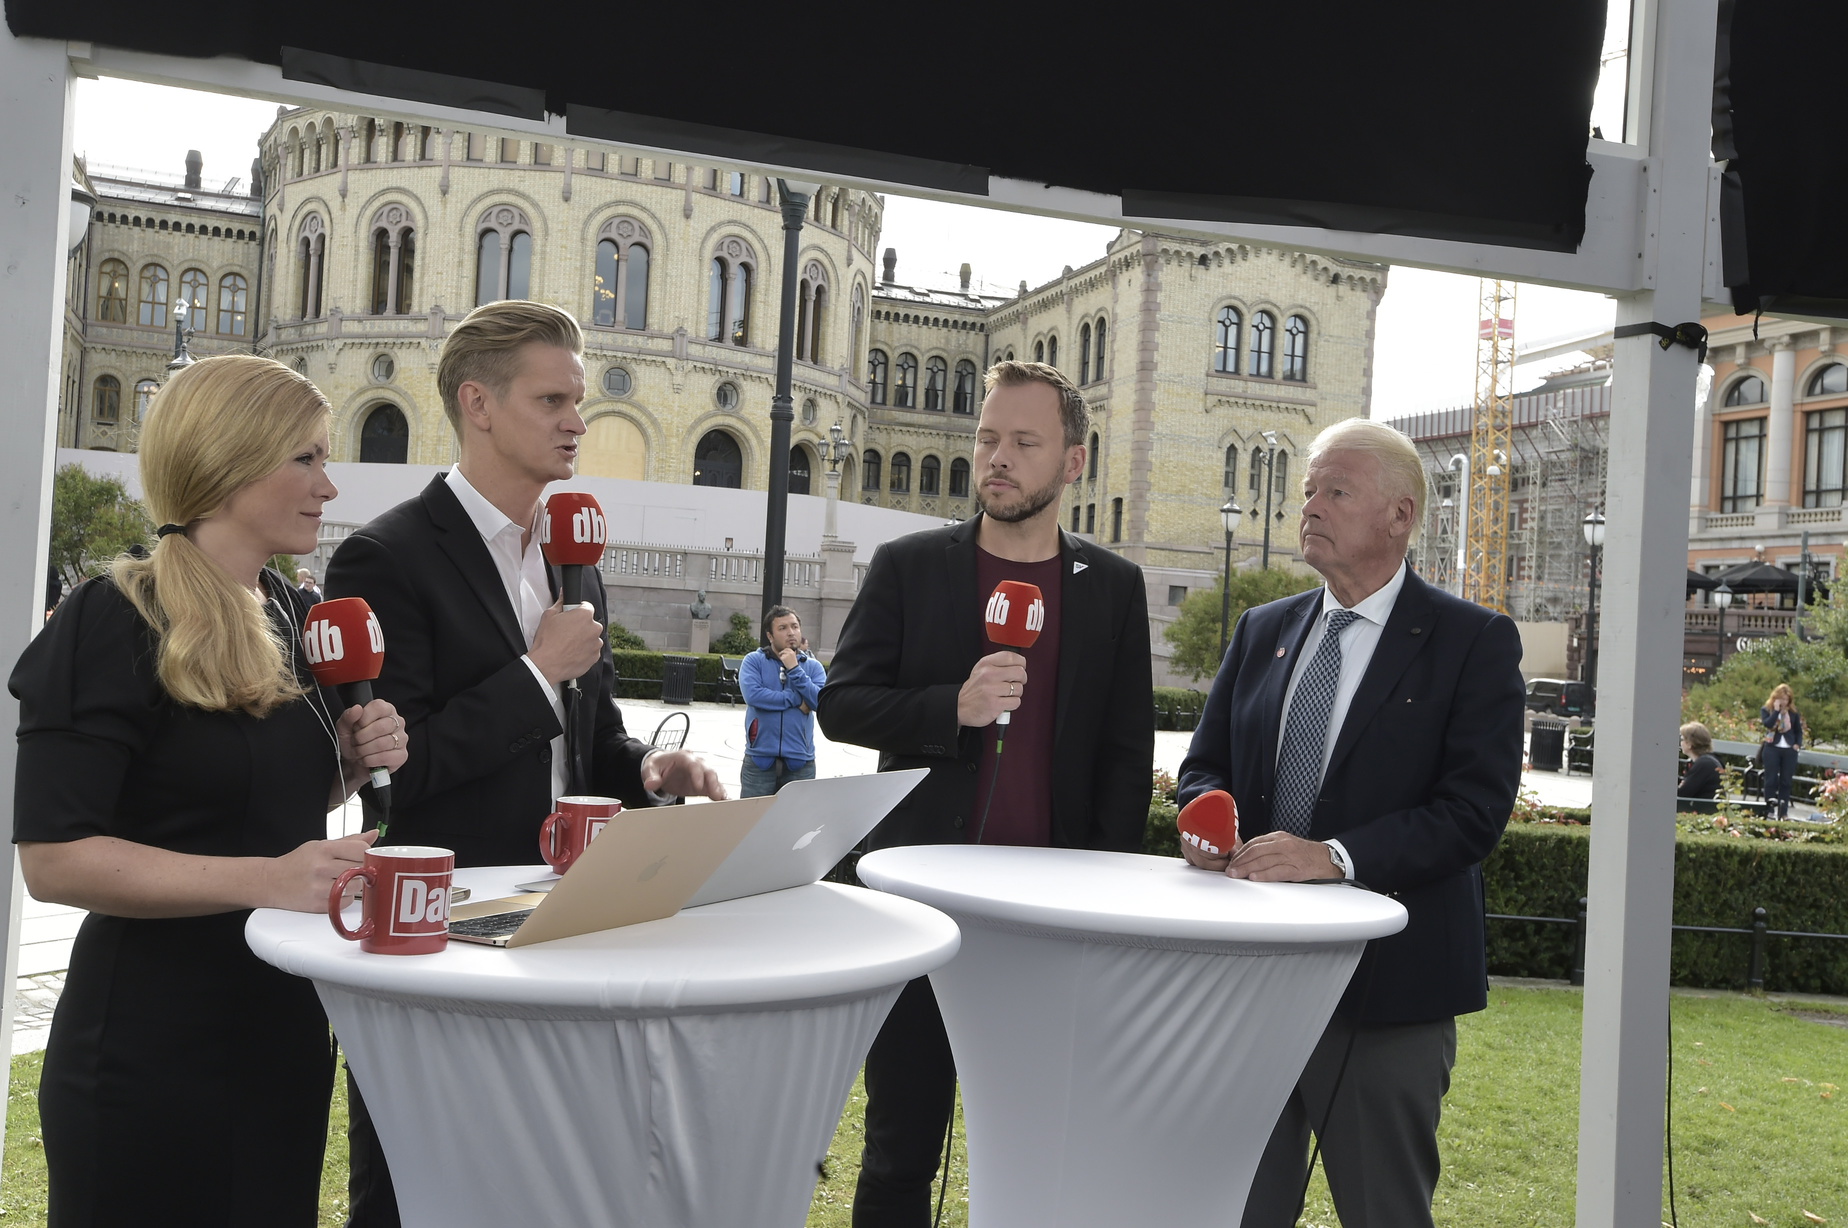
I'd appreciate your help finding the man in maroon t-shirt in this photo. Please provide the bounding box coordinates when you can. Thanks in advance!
[819,360,1154,1227]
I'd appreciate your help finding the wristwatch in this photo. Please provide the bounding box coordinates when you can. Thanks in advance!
[1323,841,1352,880]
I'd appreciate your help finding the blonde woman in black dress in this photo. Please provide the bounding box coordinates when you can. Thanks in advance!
[10,355,408,1226]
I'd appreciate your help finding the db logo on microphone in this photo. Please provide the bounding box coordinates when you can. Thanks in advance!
[573,506,608,546]
[303,613,384,664]
[984,590,1011,625]
[390,876,451,936]
[1024,598,1045,633]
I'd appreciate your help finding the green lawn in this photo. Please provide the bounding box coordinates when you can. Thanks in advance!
[3,987,1841,1226]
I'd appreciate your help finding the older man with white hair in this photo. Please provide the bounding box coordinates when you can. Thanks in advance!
[1178,418,1524,1228]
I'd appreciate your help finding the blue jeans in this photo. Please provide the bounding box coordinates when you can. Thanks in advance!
[740,756,815,798]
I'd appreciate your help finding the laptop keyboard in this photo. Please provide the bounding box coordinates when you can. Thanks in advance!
[448,909,534,939]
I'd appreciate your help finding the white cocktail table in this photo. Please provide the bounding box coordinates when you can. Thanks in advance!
[856,845,1407,1227]
[247,867,959,1228]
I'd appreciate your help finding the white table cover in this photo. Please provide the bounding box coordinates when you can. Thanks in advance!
[247,868,959,1228]
[856,846,1408,1228]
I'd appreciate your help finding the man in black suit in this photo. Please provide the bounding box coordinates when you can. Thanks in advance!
[818,360,1154,1227]
[327,300,723,1224]
[1178,418,1523,1228]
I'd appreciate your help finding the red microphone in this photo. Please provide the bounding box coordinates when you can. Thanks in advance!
[984,580,1044,726]
[540,493,609,694]
[303,597,392,809]
[1177,789,1239,859]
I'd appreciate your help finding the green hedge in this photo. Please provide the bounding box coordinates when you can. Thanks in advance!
[1153,687,1206,731]
[609,649,734,701]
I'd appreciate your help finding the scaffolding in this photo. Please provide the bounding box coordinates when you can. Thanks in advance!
[1464,281,1517,613]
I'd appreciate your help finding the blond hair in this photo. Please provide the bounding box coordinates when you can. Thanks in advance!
[982,360,1088,448]
[1766,683,1795,710]
[111,356,330,715]
[437,300,584,434]
[1680,722,1713,756]
[1308,418,1429,543]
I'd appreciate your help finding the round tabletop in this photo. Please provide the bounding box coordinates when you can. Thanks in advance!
[856,846,1407,946]
[247,866,960,1013]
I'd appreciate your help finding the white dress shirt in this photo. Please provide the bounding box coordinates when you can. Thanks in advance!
[445,466,569,802]
[1275,559,1409,878]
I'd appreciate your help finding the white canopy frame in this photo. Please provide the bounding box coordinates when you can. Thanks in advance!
[0,3,1716,1222]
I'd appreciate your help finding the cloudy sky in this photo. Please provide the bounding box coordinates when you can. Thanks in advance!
[75,12,1631,422]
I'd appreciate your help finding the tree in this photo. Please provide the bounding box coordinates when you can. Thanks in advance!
[608,619,648,651]
[49,464,154,587]
[712,611,759,654]
[1162,567,1321,681]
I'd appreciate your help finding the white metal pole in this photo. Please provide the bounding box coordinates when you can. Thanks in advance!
[1575,0,1718,1223]
[0,28,78,1156]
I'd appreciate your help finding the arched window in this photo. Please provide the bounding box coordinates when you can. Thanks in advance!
[1249,311,1276,378]
[138,263,170,327]
[217,273,248,336]
[1223,445,1238,491]
[1214,306,1241,373]
[1111,497,1123,542]
[830,193,843,230]
[359,119,377,164]
[797,262,828,363]
[1089,432,1101,481]
[1005,348,1015,362]
[97,259,129,323]
[296,214,326,319]
[953,360,978,414]
[849,285,866,368]
[1808,364,1848,397]
[1725,374,1766,405]
[868,349,889,405]
[949,457,971,498]
[178,269,208,333]
[788,445,813,495]
[475,206,533,305]
[919,456,941,496]
[92,375,120,424]
[692,430,744,488]
[1273,451,1290,497]
[895,353,919,408]
[1080,323,1093,384]
[707,237,758,345]
[133,379,158,421]
[1249,448,1264,493]
[368,205,416,315]
[1034,339,1045,363]
[592,217,652,329]
[1094,318,1107,379]
[889,451,912,493]
[1047,334,1058,369]
[862,449,882,491]
[924,357,948,410]
[1283,315,1309,381]
[359,404,409,463]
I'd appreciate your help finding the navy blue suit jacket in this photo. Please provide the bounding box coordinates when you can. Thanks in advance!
[1178,566,1523,1024]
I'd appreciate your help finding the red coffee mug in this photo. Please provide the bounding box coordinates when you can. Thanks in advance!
[540,795,622,875]
[328,845,455,955]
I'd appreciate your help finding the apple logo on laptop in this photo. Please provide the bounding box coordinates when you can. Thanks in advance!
[792,825,825,851]
[638,855,669,882]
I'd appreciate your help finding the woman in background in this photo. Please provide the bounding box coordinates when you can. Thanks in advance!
[1760,683,1804,820]
[1678,721,1722,813]
[10,355,408,1227]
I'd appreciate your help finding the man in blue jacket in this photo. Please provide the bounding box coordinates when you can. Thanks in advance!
[740,605,827,796]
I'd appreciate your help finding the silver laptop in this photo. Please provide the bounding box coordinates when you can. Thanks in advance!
[683,768,928,908]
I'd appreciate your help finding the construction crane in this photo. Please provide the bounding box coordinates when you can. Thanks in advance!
[1464,280,1515,614]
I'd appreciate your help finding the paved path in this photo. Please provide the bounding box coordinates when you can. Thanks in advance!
[8,701,1593,1052]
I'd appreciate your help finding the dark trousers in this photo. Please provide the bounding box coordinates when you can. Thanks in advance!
[1240,1015,1457,1228]
[1761,744,1799,816]
[853,976,957,1228]
[344,1065,401,1228]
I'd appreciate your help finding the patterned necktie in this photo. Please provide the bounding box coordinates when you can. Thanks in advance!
[1273,609,1362,837]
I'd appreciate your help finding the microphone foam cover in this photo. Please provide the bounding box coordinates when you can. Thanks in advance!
[541,492,608,567]
[984,580,1046,649]
[303,597,386,687]
[1177,789,1239,859]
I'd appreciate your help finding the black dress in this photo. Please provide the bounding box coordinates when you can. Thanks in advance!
[9,572,342,1227]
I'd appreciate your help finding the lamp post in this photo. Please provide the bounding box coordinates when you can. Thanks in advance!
[1582,510,1605,690]
[1219,498,1241,657]
[1448,453,1470,596]
[1249,430,1280,569]
[760,176,821,629]
[1713,580,1734,670]
[821,420,850,542]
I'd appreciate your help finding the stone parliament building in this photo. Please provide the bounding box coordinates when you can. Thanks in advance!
[57,108,1386,669]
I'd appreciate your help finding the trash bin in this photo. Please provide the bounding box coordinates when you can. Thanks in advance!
[661,655,697,705]
[1529,716,1567,773]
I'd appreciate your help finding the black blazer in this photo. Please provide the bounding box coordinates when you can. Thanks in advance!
[1760,706,1803,749]
[1178,567,1524,1024]
[816,515,1154,853]
[326,475,656,868]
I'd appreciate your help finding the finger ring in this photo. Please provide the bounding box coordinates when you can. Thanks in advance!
[392,732,400,746]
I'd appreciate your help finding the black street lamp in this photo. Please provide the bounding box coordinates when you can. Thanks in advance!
[761,177,820,629]
[1581,510,1604,690]
[1713,580,1734,670]
[1219,498,1241,657]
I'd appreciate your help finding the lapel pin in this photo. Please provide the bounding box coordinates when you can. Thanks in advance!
[1275,647,1287,657]
[1410,627,1423,635]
